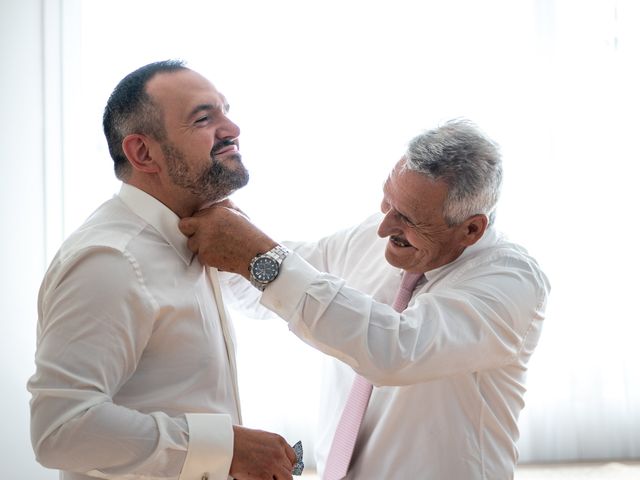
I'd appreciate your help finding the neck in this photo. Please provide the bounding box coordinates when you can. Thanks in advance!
[124,177,198,218]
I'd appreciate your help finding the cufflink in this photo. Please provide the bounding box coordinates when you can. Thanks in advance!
[292,440,304,475]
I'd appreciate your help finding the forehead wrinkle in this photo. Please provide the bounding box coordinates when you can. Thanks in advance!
[392,169,451,230]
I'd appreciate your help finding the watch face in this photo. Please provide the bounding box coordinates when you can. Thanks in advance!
[252,256,279,283]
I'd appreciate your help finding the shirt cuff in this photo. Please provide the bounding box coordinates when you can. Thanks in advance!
[180,413,233,480]
[261,252,319,321]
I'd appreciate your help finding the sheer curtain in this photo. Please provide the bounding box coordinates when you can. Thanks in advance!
[506,0,640,462]
[53,0,640,465]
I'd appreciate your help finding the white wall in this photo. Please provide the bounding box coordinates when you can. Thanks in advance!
[3,0,640,475]
[0,0,56,477]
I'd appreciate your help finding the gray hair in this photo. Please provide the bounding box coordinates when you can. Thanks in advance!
[404,119,502,226]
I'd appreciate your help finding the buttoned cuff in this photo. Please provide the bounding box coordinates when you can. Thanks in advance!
[261,253,319,321]
[180,413,233,480]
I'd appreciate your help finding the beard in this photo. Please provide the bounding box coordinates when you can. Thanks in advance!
[162,141,249,203]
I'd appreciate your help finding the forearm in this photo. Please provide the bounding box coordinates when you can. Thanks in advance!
[30,389,233,479]
[218,238,327,319]
[262,254,532,386]
[31,397,186,476]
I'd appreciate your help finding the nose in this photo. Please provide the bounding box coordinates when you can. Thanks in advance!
[218,115,240,140]
[377,207,399,239]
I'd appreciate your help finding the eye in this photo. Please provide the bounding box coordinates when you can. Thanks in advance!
[398,212,411,225]
[195,115,210,124]
[396,210,416,227]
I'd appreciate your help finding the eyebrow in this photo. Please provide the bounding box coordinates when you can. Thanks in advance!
[187,102,230,120]
[382,180,416,225]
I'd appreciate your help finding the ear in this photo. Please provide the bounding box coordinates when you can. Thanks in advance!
[458,214,488,247]
[122,134,160,173]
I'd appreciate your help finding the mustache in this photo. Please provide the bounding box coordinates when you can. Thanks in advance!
[211,138,238,155]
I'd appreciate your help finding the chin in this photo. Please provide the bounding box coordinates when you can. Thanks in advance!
[384,247,407,270]
[385,247,431,272]
[221,152,243,164]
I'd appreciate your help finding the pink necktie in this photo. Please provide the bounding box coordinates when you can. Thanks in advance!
[323,271,423,480]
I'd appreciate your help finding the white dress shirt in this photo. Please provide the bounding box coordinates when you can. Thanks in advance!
[28,184,241,480]
[228,212,549,479]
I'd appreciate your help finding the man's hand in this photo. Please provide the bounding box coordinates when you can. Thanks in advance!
[179,205,277,277]
[230,426,298,480]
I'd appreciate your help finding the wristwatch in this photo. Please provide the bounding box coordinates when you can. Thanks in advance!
[249,245,290,291]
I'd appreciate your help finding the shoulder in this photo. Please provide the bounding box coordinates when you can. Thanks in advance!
[464,228,545,271]
[41,197,154,299]
[435,229,550,294]
[444,230,550,307]
[487,230,548,285]
[60,196,148,259]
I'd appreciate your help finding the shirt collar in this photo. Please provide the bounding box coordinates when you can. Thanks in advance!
[454,226,497,262]
[118,183,194,265]
[423,226,497,282]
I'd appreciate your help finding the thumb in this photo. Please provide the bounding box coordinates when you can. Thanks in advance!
[178,217,197,236]
[216,199,234,209]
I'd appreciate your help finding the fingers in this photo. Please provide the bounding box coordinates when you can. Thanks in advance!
[272,463,294,480]
[214,198,244,215]
[231,427,297,480]
[215,199,234,208]
[178,217,196,236]
[185,234,199,255]
[284,443,297,467]
[276,439,295,480]
[226,202,249,219]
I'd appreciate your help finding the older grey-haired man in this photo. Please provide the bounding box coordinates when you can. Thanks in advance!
[179,119,550,479]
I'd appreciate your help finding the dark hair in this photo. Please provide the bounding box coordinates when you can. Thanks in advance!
[103,59,187,179]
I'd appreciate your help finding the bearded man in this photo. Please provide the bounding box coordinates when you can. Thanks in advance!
[28,60,297,480]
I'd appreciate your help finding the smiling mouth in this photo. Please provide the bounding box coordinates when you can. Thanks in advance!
[390,235,412,248]
[212,139,238,156]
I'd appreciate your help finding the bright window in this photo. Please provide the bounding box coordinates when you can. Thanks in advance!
[55,0,640,464]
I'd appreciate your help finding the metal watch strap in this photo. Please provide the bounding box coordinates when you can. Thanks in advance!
[249,245,290,291]
[263,245,289,266]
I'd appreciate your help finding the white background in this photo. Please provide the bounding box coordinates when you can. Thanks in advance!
[2,0,639,477]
